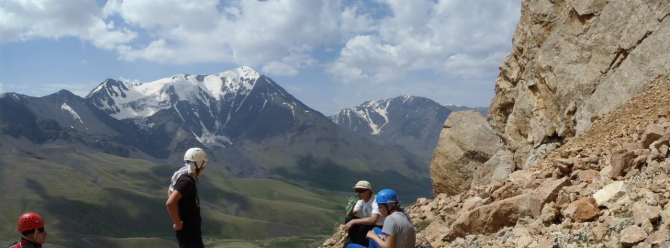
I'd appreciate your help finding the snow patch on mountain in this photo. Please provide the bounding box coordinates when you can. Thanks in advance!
[205,66,260,101]
[195,130,232,147]
[61,103,83,124]
[87,67,262,120]
[444,103,464,108]
[352,98,396,135]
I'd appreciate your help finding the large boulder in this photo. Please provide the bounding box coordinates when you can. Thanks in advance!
[430,110,502,196]
[593,181,630,210]
[562,197,600,222]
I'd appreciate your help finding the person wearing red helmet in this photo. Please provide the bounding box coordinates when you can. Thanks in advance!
[7,212,47,248]
[166,148,209,248]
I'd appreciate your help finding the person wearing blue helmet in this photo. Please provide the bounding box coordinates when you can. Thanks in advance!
[347,189,415,248]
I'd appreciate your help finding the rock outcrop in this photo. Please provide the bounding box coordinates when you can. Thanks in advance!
[321,69,670,248]
[431,0,670,196]
[490,0,670,171]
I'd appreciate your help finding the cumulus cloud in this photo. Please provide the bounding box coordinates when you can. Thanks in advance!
[119,77,141,85]
[327,0,521,84]
[0,0,136,49]
[262,46,318,76]
[2,0,521,87]
[102,0,373,67]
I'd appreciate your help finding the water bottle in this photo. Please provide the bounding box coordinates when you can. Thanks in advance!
[346,193,358,212]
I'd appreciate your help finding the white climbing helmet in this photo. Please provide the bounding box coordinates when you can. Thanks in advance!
[184,147,208,169]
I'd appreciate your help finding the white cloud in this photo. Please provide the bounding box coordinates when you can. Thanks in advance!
[262,61,299,77]
[327,0,521,84]
[102,0,371,69]
[442,51,510,79]
[325,61,368,84]
[0,0,137,49]
[119,77,141,85]
[262,46,318,76]
[0,82,3,93]
[2,0,521,91]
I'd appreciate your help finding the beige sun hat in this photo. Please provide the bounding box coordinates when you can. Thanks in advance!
[352,180,372,191]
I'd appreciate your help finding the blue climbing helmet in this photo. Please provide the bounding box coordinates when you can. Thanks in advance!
[376,189,399,205]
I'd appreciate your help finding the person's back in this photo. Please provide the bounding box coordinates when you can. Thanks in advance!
[174,173,202,231]
[382,211,415,248]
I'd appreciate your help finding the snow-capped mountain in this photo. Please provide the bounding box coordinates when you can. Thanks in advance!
[0,67,432,201]
[82,67,428,180]
[330,96,451,156]
[85,66,314,148]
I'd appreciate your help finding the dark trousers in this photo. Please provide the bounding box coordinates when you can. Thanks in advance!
[344,216,382,247]
[175,228,204,248]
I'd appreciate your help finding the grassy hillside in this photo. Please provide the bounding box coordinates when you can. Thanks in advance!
[274,155,433,202]
[0,146,347,247]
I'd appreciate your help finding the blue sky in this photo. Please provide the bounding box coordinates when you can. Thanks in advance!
[0,0,521,115]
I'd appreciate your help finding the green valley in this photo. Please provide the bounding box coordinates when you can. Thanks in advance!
[0,147,347,247]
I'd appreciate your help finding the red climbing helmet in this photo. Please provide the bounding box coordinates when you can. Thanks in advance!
[17,212,44,232]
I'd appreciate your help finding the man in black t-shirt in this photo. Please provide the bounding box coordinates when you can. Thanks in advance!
[166,148,208,248]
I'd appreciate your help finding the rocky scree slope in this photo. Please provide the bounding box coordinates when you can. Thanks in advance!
[321,70,670,247]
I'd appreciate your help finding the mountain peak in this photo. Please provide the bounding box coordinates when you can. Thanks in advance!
[56,89,75,96]
[214,66,261,81]
[360,95,423,108]
[85,79,129,99]
[330,95,451,155]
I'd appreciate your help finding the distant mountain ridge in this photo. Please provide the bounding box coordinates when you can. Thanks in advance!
[330,96,488,157]
[330,96,449,157]
[0,66,431,197]
[444,104,488,116]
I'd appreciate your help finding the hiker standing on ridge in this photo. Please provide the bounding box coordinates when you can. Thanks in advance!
[343,180,385,247]
[348,189,416,248]
[8,212,47,248]
[166,148,209,248]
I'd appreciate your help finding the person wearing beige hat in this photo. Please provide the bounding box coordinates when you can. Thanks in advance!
[343,180,385,247]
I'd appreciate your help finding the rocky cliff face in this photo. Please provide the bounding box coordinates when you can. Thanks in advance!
[432,0,670,196]
[490,0,670,171]
[321,68,670,248]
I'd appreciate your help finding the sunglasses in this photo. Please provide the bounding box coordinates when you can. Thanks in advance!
[36,228,45,233]
[355,189,369,193]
